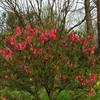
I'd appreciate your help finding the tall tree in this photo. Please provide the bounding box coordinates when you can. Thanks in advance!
[97,0,100,49]
[85,0,94,33]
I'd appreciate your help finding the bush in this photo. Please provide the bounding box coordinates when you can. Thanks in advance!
[0,25,98,99]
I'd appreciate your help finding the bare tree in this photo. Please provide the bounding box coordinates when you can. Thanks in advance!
[84,0,94,33]
[97,0,100,49]
[0,0,95,34]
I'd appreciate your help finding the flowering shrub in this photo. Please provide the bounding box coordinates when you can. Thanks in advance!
[0,26,98,99]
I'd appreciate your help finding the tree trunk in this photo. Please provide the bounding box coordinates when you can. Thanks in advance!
[85,0,94,33]
[97,0,100,49]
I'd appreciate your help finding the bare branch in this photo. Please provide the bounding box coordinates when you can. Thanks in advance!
[68,16,86,32]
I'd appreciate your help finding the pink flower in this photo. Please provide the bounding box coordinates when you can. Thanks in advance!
[1,96,6,100]
[26,25,35,36]
[38,32,48,43]
[82,39,88,48]
[16,42,26,51]
[25,36,31,45]
[88,88,94,96]
[32,48,38,55]
[89,72,97,82]
[69,32,75,41]
[82,49,88,54]
[15,26,21,34]
[81,79,89,86]
[86,34,94,41]
[82,35,94,49]
[30,46,38,55]
[75,37,80,42]
[86,34,91,41]
[49,28,57,41]
[0,47,13,61]
[61,39,68,47]
[7,37,16,47]
[89,45,95,55]
[30,47,43,55]
[75,75,82,81]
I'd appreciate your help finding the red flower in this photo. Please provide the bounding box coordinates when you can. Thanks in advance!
[86,34,91,41]
[81,79,89,86]
[86,34,94,41]
[89,45,95,55]
[26,25,35,36]
[32,48,38,55]
[82,49,88,54]
[49,28,57,41]
[38,32,48,43]
[61,39,68,47]
[89,72,97,82]
[69,32,75,41]
[88,88,94,96]
[82,39,88,48]
[0,47,13,61]
[1,96,6,100]
[7,37,16,47]
[75,75,82,81]
[16,42,26,51]
[25,36,31,45]
[75,37,80,42]
[30,46,38,55]
[15,26,21,34]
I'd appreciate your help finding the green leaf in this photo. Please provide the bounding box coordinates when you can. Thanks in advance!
[38,88,50,100]
[57,89,71,100]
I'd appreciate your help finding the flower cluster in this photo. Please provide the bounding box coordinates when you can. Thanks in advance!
[76,72,97,86]
[0,26,97,98]
[38,28,57,43]
[76,72,97,96]
[82,35,95,55]
[0,47,13,61]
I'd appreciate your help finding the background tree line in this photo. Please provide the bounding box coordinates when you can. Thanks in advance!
[0,0,100,50]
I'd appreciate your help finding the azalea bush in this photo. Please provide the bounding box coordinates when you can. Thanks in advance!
[0,25,98,100]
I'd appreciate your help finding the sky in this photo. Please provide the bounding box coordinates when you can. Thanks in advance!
[0,0,85,31]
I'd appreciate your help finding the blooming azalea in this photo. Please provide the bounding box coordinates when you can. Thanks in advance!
[7,37,16,48]
[75,37,80,42]
[75,75,83,81]
[82,48,88,54]
[88,88,94,96]
[49,28,57,41]
[61,39,68,47]
[89,45,95,55]
[86,34,94,41]
[16,42,26,51]
[26,25,35,36]
[89,72,97,82]
[32,48,38,55]
[69,32,75,41]
[81,79,89,86]
[25,36,31,45]
[38,32,48,43]
[0,47,13,61]
[82,39,88,48]
[15,26,21,34]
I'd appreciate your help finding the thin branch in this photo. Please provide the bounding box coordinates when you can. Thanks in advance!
[68,16,86,32]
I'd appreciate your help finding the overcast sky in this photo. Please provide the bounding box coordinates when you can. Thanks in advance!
[0,0,86,31]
